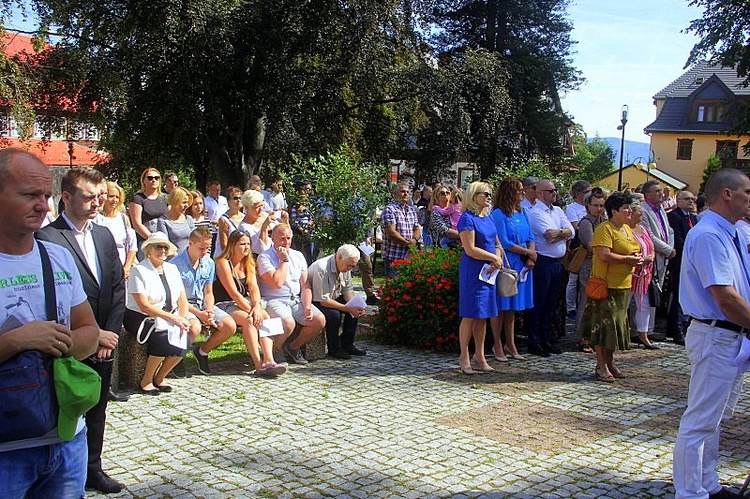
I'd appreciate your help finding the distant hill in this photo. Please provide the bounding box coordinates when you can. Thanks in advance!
[594,137,651,167]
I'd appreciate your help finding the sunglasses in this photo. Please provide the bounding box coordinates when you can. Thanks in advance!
[438,191,450,195]
[232,196,242,200]
[146,175,160,181]
[539,188,558,193]
[477,192,492,197]
[153,244,170,251]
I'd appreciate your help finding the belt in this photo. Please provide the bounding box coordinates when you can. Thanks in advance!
[690,317,750,336]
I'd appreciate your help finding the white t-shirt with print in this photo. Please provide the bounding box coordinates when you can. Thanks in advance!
[256,247,307,300]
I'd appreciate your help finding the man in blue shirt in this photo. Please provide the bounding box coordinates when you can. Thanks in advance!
[673,168,750,499]
[172,227,236,375]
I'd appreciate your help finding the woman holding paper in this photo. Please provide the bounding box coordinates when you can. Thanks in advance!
[124,232,191,395]
[214,231,286,377]
[457,181,505,375]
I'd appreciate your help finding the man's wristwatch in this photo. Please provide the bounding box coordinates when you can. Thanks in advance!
[280,258,290,263]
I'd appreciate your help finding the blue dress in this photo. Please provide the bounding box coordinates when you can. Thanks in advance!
[491,208,535,311]
[458,210,499,319]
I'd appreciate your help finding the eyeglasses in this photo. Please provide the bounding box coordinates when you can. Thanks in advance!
[153,245,170,251]
[232,196,242,200]
[477,192,492,197]
[680,197,696,202]
[539,189,558,193]
[146,175,160,181]
[438,191,450,195]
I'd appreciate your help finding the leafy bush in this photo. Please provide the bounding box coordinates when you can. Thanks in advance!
[371,247,461,353]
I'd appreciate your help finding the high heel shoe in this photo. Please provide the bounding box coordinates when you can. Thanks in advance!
[459,365,475,375]
[503,346,524,360]
[471,355,496,373]
[491,347,508,362]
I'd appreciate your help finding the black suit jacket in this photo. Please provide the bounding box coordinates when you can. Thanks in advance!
[36,216,126,334]
[667,208,697,272]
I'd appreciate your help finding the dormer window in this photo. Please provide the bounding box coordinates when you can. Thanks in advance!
[694,77,704,85]
[692,100,724,122]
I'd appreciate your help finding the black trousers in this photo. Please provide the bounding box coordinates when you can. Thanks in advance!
[313,297,359,352]
[83,357,113,474]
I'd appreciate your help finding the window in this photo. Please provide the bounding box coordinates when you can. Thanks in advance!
[692,100,724,122]
[716,140,739,159]
[677,139,693,160]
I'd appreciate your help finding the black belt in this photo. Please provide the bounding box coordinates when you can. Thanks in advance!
[690,317,750,336]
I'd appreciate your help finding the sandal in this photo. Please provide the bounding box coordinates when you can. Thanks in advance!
[595,367,615,383]
[578,342,594,354]
[608,366,626,378]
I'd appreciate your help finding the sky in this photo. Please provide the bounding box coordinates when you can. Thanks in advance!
[561,0,705,148]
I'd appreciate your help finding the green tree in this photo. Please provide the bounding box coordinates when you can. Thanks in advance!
[279,145,390,255]
[569,135,615,183]
[699,153,722,193]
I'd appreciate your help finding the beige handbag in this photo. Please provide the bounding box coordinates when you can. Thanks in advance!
[497,253,519,297]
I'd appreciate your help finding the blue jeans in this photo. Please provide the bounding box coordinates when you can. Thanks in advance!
[383,258,398,279]
[0,428,88,499]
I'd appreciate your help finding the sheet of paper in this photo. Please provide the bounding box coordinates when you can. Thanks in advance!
[259,317,285,338]
[358,243,375,256]
[345,294,367,309]
[479,264,499,285]
[167,324,187,349]
[733,336,750,374]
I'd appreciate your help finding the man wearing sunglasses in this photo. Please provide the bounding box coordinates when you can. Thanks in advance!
[526,179,575,357]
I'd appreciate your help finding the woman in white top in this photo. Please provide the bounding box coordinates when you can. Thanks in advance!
[124,232,191,395]
[98,181,138,279]
[237,189,288,255]
[214,186,245,257]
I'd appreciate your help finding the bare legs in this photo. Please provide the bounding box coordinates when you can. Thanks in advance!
[141,355,183,390]
[490,310,523,360]
[459,318,491,372]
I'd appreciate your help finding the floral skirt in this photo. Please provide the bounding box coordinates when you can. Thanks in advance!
[578,288,630,351]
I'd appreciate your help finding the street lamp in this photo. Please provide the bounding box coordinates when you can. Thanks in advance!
[617,105,628,191]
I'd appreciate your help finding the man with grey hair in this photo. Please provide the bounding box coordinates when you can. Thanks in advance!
[380,183,421,278]
[309,244,367,359]
[673,168,750,499]
[564,179,591,319]
[666,190,698,345]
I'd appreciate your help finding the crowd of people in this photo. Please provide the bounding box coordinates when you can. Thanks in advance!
[3,145,749,499]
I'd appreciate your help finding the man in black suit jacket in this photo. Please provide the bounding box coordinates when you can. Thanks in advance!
[36,169,126,494]
[666,190,698,345]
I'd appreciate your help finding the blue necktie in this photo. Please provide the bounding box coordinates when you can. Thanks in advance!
[733,230,750,288]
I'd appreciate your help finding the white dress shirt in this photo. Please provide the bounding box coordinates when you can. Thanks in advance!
[62,212,102,284]
[528,202,574,259]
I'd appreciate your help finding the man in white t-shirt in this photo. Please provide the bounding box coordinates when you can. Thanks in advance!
[564,179,591,319]
[0,149,99,497]
[204,180,229,222]
[257,224,325,365]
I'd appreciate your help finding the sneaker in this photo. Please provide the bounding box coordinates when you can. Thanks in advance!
[284,345,309,365]
[366,295,381,305]
[272,349,289,366]
[193,345,211,375]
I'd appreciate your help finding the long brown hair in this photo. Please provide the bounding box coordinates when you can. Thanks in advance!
[216,230,256,278]
[493,178,523,216]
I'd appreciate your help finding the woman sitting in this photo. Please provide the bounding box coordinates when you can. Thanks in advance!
[124,232,192,395]
[98,181,137,279]
[214,231,286,377]
[579,192,643,382]
[214,186,244,257]
[157,186,195,256]
[189,189,214,232]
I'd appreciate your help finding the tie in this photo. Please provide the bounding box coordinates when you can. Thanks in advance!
[686,212,693,229]
[733,230,750,288]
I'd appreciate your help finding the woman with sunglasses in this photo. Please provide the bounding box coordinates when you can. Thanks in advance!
[457,181,505,375]
[425,184,460,247]
[123,232,191,394]
[129,168,168,259]
[214,186,245,257]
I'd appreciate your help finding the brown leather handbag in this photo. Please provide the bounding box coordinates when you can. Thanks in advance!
[585,263,609,301]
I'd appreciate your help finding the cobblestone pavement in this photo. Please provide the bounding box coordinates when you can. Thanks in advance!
[95,327,750,498]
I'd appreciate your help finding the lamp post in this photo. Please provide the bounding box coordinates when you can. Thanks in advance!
[617,105,628,191]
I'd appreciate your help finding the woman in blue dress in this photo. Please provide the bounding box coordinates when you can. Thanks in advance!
[490,178,536,361]
[458,181,505,375]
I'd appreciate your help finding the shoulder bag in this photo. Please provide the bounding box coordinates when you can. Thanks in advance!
[497,252,519,297]
[585,261,609,301]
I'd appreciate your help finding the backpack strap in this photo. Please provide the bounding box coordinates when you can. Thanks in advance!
[37,241,58,323]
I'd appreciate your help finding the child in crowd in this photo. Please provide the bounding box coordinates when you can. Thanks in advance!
[433,188,462,247]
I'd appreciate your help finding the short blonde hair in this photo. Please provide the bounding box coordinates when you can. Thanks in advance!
[241,189,265,209]
[167,186,193,209]
[462,181,492,216]
[105,181,126,212]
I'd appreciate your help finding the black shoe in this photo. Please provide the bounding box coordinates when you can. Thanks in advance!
[673,335,685,346]
[86,470,124,494]
[193,345,211,375]
[343,345,367,356]
[709,485,741,498]
[327,348,352,360]
[630,336,643,345]
[566,311,576,320]
[643,343,660,350]
[528,344,550,357]
[107,389,129,403]
[138,386,160,396]
[167,359,187,378]
[366,295,381,305]
[542,342,562,355]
